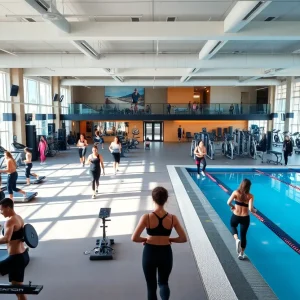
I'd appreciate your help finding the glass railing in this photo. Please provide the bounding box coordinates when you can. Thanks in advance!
[68,103,270,115]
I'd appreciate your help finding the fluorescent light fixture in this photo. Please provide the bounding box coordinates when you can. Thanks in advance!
[112,76,124,83]
[71,40,100,60]
[193,94,200,98]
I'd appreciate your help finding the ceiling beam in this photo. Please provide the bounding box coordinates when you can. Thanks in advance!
[2,53,300,69]
[60,78,280,87]
[199,1,271,60]
[1,22,300,41]
[70,41,100,60]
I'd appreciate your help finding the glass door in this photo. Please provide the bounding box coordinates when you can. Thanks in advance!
[144,122,163,141]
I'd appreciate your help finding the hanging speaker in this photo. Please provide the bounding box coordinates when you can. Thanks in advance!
[10,85,19,97]
[53,93,58,101]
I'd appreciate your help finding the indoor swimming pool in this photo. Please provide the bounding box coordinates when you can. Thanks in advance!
[188,167,300,300]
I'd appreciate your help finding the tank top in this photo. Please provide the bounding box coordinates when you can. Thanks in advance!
[111,142,120,153]
[89,155,101,172]
[78,140,86,149]
[10,227,24,241]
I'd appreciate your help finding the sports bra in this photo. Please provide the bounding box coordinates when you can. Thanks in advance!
[235,200,249,207]
[10,227,24,241]
[146,212,173,236]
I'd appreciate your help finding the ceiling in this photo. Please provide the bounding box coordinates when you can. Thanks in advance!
[0,0,299,86]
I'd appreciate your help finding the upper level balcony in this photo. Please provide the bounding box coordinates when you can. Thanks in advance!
[64,103,271,121]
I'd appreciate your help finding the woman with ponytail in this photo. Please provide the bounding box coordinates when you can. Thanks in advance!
[227,179,257,260]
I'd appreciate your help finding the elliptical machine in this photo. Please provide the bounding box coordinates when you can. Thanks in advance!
[222,133,235,159]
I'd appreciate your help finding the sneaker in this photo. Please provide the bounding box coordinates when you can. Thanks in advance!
[36,176,40,180]
[238,253,245,260]
[197,174,200,179]
[23,193,27,199]
[201,171,206,177]
[235,239,241,254]
[92,194,96,199]
[96,189,98,193]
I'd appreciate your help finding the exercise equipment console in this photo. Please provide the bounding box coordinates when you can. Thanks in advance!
[88,208,115,261]
[0,281,43,295]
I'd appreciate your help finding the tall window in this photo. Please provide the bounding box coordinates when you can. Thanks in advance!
[248,120,268,133]
[274,84,286,133]
[290,81,300,133]
[0,71,12,149]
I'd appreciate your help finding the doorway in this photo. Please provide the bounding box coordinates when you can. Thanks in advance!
[144,122,163,141]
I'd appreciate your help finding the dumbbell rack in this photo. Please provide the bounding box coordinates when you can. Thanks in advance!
[89,208,115,261]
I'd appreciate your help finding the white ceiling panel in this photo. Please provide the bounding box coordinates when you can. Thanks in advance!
[253,1,300,21]
[1,2,39,15]
[220,40,300,54]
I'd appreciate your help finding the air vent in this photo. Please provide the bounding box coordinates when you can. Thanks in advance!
[208,41,222,54]
[265,16,276,22]
[23,18,36,22]
[242,1,264,21]
[131,17,140,22]
[35,0,48,11]
[167,17,176,22]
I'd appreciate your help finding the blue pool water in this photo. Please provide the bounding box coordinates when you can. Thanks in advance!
[189,168,300,300]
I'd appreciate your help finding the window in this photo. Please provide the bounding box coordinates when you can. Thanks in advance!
[0,71,12,149]
[290,81,300,134]
[274,84,286,133]
[248,120,268,133]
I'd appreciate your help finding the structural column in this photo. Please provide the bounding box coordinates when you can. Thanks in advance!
[268,86,275,132]
[51,76,61,131]
[10,68,26,145]
[284,77,293,132]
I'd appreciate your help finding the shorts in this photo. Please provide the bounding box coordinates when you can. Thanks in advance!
[0,250,30,282]
[112,153,120,163]
[78,148,87,158]
[25,163,32,178]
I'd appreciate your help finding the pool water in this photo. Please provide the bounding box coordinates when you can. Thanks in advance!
[189,168,300,300]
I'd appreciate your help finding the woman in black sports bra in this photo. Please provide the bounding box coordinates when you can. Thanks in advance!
[227,179,257,260]
[132,187,187,300]
[87,146,105,199]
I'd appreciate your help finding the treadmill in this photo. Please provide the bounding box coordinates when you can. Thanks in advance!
[0,186,38,203]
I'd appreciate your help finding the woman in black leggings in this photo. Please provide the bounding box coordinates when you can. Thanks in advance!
[132,187,187,300]
[87,146,105,199]
[227,179,257,260]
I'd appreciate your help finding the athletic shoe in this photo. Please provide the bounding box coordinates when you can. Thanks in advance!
[96,189,98,193]
[236,239,241,254]
[197,174,200,179]
[201,171,206,177]
[92,194,96,199]
[238,253,245,260]
[36,176,40,180]
[23,193,27,199]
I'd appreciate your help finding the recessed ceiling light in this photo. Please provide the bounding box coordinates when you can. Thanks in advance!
[264,16,276,22]
[131,17,140,22]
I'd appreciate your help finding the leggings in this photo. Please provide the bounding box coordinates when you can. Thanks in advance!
[142,244,173,300]
[196,157,207,174]
[230,214,250,249]
[283,151,289,165]
[91,170,101,191]
[25,163,33,179]
[78,148,87,158]
[7,172,20,195]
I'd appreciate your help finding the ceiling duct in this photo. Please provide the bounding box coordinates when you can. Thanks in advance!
[24,0,70,32]
[242,1,265,21]
[208,41,222,55]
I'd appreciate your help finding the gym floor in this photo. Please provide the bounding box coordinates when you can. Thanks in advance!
[1,142,299,299]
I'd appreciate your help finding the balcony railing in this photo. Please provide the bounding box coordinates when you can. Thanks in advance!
[68,103,270,115]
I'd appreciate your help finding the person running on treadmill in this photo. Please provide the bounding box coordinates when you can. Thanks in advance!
[227,179,257,260]
[94,130,104,150]
[194,140,207,178]
[0,198,30,300]
[0,151,27,200]
[23,148,39,185]
[77,134,88,167]
[132,187,187,300]
[87,146,105,199]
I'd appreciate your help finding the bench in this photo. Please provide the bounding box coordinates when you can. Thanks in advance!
[266,150,283,165]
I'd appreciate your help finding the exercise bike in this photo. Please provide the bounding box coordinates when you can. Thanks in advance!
[86,208,115,260]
